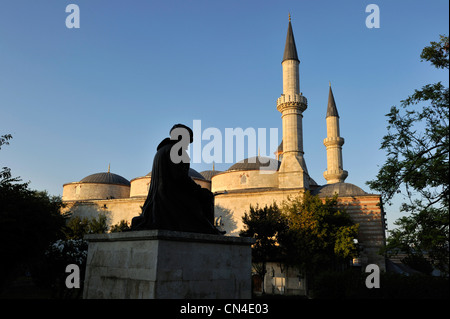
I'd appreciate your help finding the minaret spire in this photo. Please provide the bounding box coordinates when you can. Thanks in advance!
[277,16,310,189]
[326,83,339,118]
[282,15,299,63]
[323,84,348,184]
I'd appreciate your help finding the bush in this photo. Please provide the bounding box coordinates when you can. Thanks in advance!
[33,239,88,298]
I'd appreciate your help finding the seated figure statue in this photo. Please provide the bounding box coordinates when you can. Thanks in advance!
[131,124,222,235]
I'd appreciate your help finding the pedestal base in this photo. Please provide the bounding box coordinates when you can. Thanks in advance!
[83,230,254,299]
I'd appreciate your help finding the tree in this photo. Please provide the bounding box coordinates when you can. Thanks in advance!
[110,219,131,232]
[279,192,359,285]
[0,134,19,184]
[367,35,449,276]
[33,210,111,298]
[0,182,67,291]
[63,213,109,239]
[240,203,288,294]
[241,193,359,295]
[0,133,114,296]
[1,134,70,293]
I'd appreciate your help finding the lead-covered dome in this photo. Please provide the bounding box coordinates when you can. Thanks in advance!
[80,172,130,186]
[200,170,222,181]
[312,182,367,197]
[63,171,131,201]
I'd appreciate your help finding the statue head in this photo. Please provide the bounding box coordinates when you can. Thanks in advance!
[170,124,193,144]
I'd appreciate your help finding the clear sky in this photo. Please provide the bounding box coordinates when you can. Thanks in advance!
[1,0,448,230]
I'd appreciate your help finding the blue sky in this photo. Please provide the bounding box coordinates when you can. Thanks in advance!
[1,0,448,230]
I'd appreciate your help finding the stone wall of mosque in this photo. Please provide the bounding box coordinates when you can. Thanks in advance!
[335,195,386,270]
[62,172,386,271]
[212,170,279,193]
[214,188,305,236]
[62,177,211,228]
[257,262,306,296]
[214,189,386,270]
[62,182,130,201]
[61,197,145,227]
[129,176,151,197]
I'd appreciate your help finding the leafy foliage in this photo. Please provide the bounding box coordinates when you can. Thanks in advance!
[0,134,20,184]
[367,35,449,276]
[240,203,288,262]
[240,192,359,292]
[0,181,67,291]
[64,213,109,239]
[386,207,449,276]
[0,133,135,297]
[110,219,131,232]
[279,192,359,275]
[34,238,88,298]
[420,34,449,69]
[240,203,287,293]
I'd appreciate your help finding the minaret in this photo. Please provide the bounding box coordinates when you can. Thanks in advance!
[323,84,348,184]
[277,14,310,189]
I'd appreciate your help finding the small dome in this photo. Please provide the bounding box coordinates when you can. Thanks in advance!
[188,168,206,180]
[80,172,130,186]
[200,170,222,181]
[227,156,281,172]
[312,182,367,197]
[145,168,205,180]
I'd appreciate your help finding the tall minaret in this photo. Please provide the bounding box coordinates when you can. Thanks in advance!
[323,84,348,184]
[277,14,310,189]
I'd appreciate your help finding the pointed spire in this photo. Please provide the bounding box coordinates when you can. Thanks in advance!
[326,84,339,118]
[108,163,111,173]
[282,14,299,63]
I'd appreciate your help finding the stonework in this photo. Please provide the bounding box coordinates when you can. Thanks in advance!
[277,84,309,189]
[323,86,348,184]
[83,230,254,299]
[62,182,130,201]
[61,18,387,296]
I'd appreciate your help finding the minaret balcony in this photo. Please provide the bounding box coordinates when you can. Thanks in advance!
[323,169,348,184]
[277,94,307,112]
[323,136,345,147]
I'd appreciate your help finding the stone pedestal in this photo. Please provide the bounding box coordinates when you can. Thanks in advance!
[83,230,254,299]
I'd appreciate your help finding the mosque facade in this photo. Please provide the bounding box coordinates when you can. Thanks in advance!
[61,18,386,295]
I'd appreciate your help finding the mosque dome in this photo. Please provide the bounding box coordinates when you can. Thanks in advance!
[227,156,281,172]
[80,172,130,186]
[188,168,206,180]
[312,182,367,197]
[62,170,131,201]
[200,170,222,181]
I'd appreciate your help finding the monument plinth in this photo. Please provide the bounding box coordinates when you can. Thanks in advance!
[83,230,254,299]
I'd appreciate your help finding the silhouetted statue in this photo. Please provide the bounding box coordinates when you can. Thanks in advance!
[131,124,222,235]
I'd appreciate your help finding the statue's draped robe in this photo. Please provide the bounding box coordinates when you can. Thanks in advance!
[131,138,219,234]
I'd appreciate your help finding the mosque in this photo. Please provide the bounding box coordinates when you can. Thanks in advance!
[62,17,386,295]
